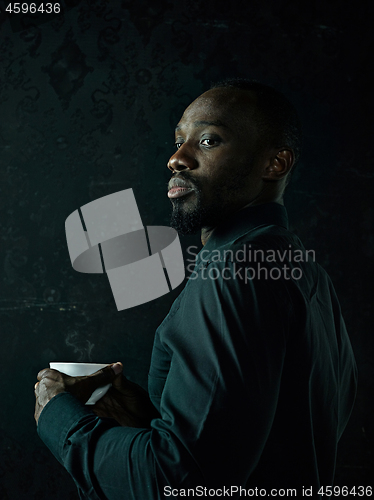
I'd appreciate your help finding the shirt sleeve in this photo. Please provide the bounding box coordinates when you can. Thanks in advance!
[149,258,291,489]
[37,258,291,498]
[37,392,159,500]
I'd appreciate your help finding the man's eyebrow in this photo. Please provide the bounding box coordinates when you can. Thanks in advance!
[175,120,229,132]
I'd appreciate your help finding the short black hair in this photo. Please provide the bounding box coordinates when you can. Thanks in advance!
[210,78,302,178]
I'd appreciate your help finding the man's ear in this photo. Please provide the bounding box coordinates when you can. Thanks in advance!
[262,149,294,180]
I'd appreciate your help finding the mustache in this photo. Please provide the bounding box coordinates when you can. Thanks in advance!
[167,172,201,191]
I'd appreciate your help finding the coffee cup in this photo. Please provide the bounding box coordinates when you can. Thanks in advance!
[49,362,111,405]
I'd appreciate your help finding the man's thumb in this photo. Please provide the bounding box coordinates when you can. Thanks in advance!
[111,362,123,376]
[87,362,123,389]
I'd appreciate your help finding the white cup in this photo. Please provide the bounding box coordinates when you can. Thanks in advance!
[49,362,111,405]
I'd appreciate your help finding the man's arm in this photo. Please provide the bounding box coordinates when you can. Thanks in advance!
[35,258,289,499]
[34,363,160,428]
[34,363,121,424]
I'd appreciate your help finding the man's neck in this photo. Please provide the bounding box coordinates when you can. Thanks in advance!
[200,198,284,246]
[201,226,215,246]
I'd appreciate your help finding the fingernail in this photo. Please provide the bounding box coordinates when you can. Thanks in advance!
[111,362,122,375]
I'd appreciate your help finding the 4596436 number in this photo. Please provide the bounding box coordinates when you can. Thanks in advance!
[5,3,61,14]
[318,486,372,496]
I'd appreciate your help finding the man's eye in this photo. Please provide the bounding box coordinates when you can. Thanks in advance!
[201,138,219,147]
[175,142,183,150]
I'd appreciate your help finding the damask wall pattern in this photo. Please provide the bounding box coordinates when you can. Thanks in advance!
[0,0,372,497]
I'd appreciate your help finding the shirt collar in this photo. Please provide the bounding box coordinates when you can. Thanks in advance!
[195,202,289,264]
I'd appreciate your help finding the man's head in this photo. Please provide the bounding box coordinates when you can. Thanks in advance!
[167,78,302,237]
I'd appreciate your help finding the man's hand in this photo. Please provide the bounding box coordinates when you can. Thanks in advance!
[34,363,121,425]
[92,365,161,427]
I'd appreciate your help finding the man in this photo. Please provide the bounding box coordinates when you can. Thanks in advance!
[34,79,357,499]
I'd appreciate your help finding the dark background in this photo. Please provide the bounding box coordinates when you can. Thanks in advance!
[0,0,373,498]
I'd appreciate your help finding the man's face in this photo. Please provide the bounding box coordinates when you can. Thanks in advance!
[167,88,264,235]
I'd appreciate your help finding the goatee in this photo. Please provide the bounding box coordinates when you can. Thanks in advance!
[170,191,209,235]
[168,171,241,235]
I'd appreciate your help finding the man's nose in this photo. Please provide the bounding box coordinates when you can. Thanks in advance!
[167,144,198,173]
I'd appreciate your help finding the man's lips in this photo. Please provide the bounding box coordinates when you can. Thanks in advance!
[167,187,195,199]
[167,176,196,198]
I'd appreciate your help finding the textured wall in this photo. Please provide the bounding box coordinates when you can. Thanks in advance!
[0,0,372,497]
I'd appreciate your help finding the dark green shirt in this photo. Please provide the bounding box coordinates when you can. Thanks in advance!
[38,202,357,499]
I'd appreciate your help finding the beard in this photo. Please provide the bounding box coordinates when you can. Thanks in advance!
[169,189,208,235]
[168,155,256,235]
[169,172,240,236]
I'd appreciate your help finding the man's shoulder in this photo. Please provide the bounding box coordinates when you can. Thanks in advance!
[201,223,322,293]
[211,224,306,263]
